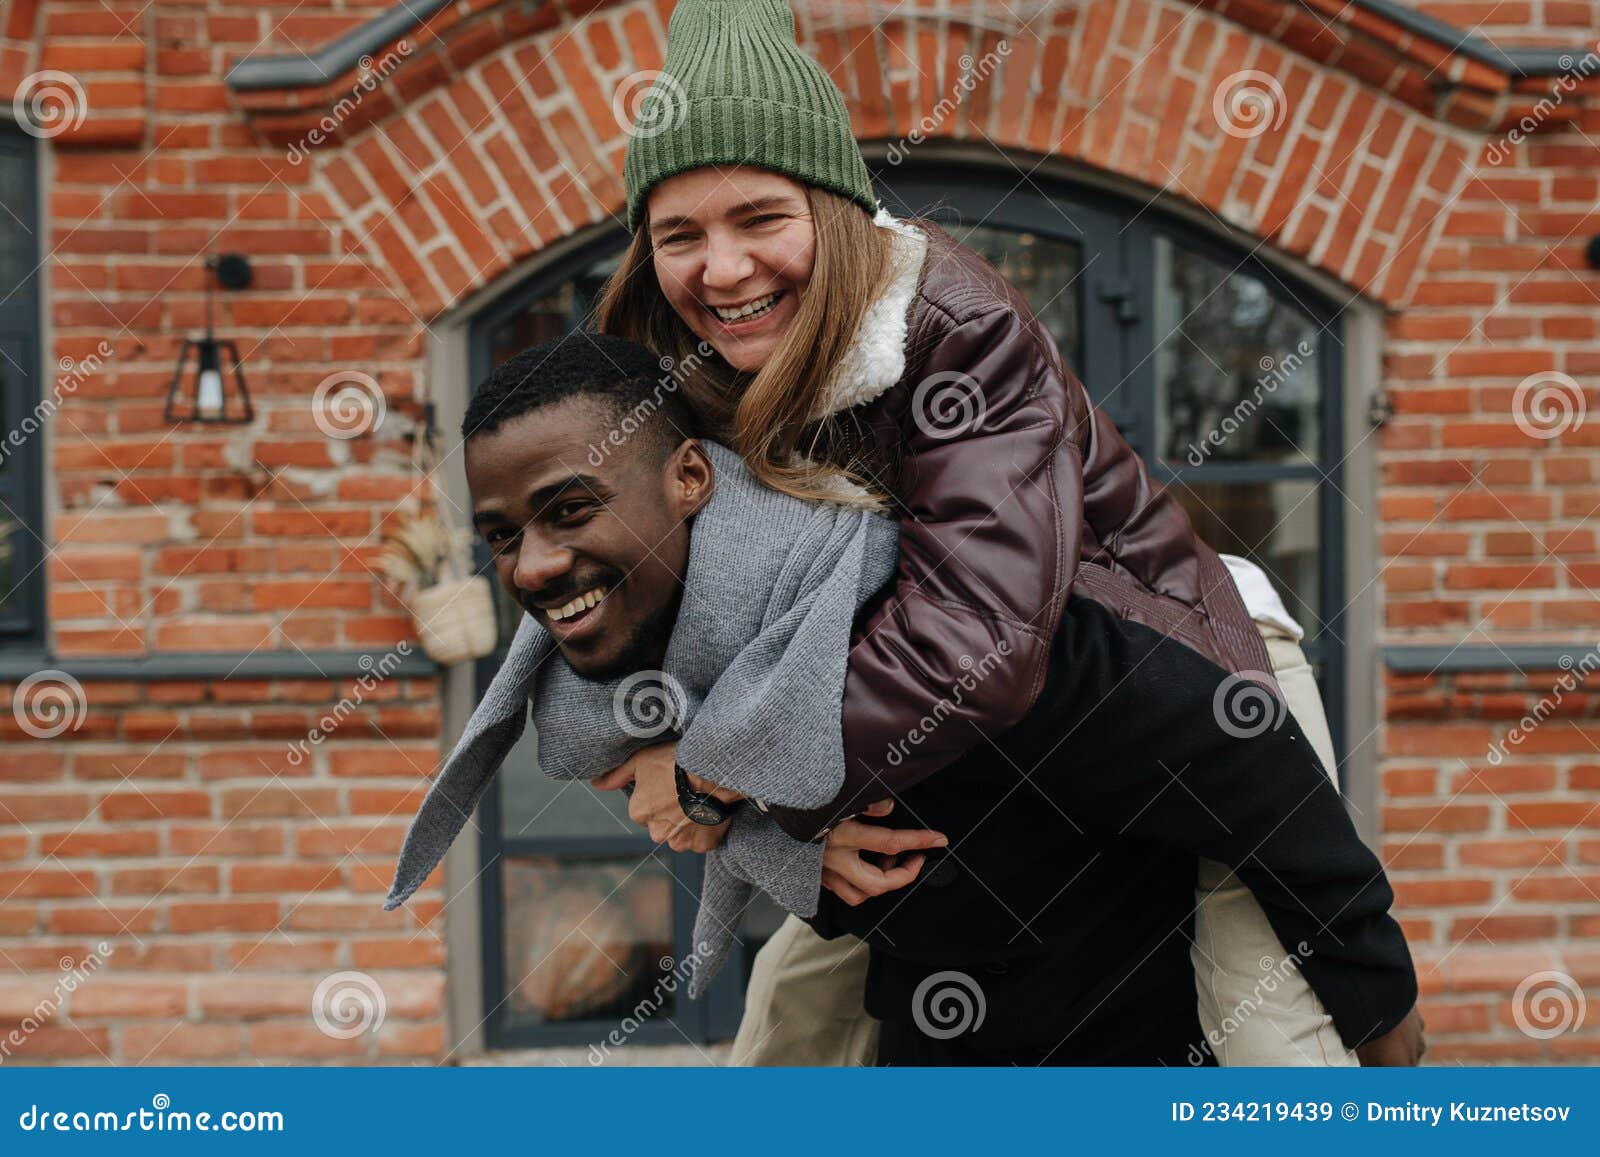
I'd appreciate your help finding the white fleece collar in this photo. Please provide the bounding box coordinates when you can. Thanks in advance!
[812,207,929,420]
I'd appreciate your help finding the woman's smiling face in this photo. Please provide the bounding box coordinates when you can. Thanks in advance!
[645,166,816,373]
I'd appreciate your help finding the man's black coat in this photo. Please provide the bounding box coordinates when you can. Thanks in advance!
[810,597,1418,1066]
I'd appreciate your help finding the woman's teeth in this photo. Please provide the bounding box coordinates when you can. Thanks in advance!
[546,586,608,622]
[711,292,779,322]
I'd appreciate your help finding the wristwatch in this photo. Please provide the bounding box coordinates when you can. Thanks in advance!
[675,763,736,826]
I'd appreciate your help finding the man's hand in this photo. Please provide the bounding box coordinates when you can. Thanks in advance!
[821,799,947,906]
[1356,1006,1426,1066]
[592,742,739,853]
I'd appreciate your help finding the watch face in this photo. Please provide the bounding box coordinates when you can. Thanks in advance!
[686,800,725,826]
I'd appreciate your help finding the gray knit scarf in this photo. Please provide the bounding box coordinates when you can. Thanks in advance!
[383,441,899,996]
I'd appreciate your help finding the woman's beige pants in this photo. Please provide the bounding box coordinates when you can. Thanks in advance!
[729,623,1358,1067]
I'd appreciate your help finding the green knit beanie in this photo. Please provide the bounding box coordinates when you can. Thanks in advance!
[622,0,878,231]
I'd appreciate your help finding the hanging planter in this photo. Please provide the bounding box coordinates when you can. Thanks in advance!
[377,511,497,666]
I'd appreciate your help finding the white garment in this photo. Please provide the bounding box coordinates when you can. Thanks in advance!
[1219,553,1304,642]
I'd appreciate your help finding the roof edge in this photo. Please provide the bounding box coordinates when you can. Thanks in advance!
[1350,0,1587,78]
[225,0,456,92]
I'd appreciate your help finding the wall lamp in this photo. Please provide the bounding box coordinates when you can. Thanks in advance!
[165,253,254,424]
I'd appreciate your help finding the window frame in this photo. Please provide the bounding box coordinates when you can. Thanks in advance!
[0,123,43,645]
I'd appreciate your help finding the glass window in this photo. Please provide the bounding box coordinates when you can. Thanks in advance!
[0,144,32,295]
[497,724,637,842]
[500,854,676,1029]
[483,255,619,370]
[1167,478,1322,632]
[0,126,40,642]
[939,223,1083,372]
[1152,236,1323,467]
[0,509,19,616]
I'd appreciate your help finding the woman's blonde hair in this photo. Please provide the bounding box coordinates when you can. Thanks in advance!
[595,184,893,507]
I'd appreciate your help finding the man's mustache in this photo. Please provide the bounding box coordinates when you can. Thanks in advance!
[520,572,619,614]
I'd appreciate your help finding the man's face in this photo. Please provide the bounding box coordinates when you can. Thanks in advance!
[466,399,712,679]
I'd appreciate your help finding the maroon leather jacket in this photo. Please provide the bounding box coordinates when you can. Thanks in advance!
[769,219,1278,842]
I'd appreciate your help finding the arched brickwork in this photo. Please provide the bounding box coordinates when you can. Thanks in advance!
[255,0,1506,319]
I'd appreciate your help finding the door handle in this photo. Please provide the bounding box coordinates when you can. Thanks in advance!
[1096,276,1139,325]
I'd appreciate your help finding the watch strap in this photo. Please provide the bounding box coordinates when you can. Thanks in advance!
[675,763,735,825]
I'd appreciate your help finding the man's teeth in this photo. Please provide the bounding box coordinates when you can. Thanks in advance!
[546,586,608,622]
[711,292,778,322]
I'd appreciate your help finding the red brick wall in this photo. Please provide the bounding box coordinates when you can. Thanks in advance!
[1385,668,1600,1059]
[1,674,445,1061]
[0,0,1596,1063]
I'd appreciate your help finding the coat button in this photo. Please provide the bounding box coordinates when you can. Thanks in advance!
[983,960,1010,976]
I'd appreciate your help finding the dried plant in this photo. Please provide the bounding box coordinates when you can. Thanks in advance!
[377,509,474,598]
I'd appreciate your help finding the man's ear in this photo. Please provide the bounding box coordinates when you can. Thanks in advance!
[665,439,714,519]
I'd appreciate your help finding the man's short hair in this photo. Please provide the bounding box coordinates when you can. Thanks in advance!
[461,331,698,463]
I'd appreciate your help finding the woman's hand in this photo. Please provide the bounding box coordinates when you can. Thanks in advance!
[592,742,742,853]
[1356,1006,1426,1066]
[821,800,947,906]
